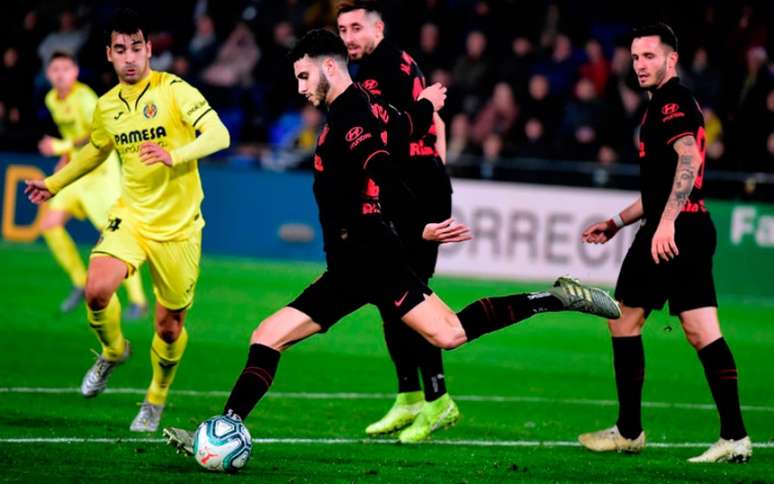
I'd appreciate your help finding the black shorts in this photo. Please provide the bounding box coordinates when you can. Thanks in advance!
[288,237,433,332]
[615,215,717,315]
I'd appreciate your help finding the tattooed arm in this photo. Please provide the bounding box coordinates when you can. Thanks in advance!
[650,135,703,264]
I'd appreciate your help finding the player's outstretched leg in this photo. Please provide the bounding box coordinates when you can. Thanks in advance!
[450,276,620,345]
[131,308,190,432]
[81,257,130,397]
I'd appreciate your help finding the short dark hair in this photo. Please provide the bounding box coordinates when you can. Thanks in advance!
[105,8,147,47]
[631,23,678,52]
[288,29,348,64]
[48,51,76,65]
[336,0,383,18]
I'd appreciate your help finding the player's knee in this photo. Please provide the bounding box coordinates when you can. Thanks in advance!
[426,328,464,350]
[156,322,181,343]
[249,325,284,351]
[608,316,644,336]
[84,278,113,309]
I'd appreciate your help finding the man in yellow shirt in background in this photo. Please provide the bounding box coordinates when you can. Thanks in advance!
[26,8,230,432]
[39,51,148,318]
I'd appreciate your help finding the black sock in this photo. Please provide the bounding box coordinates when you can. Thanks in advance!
[383,319,421,393]
[698,338,747,440]
[612,336,645,440]
[456,292,563,342]
[223,344,280,421]
[414,332,447,402]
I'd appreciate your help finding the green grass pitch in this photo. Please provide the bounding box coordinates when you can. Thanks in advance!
[0,241,772,482]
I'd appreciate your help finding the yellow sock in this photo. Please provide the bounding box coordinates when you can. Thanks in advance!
[42,227,87,287]
[123,272,147,306]
[147,328,188,406]
[87,295,125,361]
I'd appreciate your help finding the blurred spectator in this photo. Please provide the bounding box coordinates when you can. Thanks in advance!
[201,22,259,89]
[0,47,32,132]
[703,106,725,164]
[520,74,561,142]
[480,133,503,179]
[533,33,579,98]
[411,22,447,76]
[37,10,88,65]
[188,15,218,77]
[559,78,607,161]
[471,82,518,146]
[498,36,536,99]
[149,32,175,72]
[729,47,773,171]
[602,44,645,162]
[452,30,492,114]
[447,113,479,166]
[682,47,721,108]
[597,145,619,165]
[514,117,553,159]
[579,39,610,96]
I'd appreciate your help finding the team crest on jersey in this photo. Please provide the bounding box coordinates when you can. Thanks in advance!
[143,102,158,119]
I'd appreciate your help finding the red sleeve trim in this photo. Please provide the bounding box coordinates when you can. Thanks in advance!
[667,131,694,145]
[362,149,390,170]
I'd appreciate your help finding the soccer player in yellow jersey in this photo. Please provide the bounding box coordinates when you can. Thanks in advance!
[39,51,148,318]
[26,9,230,432]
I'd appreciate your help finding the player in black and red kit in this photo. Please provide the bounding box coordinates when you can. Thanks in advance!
[337,0,458,443]
[164,29,622,459]
[579,24,751,463]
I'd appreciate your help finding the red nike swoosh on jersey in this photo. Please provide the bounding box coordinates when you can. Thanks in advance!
[394,291,409,307]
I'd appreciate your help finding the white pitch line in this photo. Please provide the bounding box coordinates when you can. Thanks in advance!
[2,387,774,413]
[0,437,773,449]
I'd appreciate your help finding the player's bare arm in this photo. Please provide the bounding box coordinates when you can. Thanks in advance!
[582,198,644,244]
[26,139,113,205]
[651,135,702,264]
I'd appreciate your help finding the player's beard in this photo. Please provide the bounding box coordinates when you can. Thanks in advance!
[316,69,331,106]
[648,60,668,91]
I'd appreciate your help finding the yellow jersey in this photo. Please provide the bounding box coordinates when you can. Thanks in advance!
[44,81,118,180]
[46,70,230,241]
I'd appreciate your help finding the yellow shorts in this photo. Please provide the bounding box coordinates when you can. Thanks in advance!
[48,175,119,230]
[91,215,202,310]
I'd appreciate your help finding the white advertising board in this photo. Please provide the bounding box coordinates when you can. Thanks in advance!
[437,179,642,285]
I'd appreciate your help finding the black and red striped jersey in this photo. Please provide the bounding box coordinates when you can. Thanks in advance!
[312,83,433,255]
[638,77,709,225]
[351,40,440,160]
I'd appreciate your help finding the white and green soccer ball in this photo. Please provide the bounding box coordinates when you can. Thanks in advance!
[193,414,252,472]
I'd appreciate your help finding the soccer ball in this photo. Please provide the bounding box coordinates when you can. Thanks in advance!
[193,414,252,472]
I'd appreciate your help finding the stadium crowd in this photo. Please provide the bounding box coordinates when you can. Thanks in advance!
[0,0,771,176]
